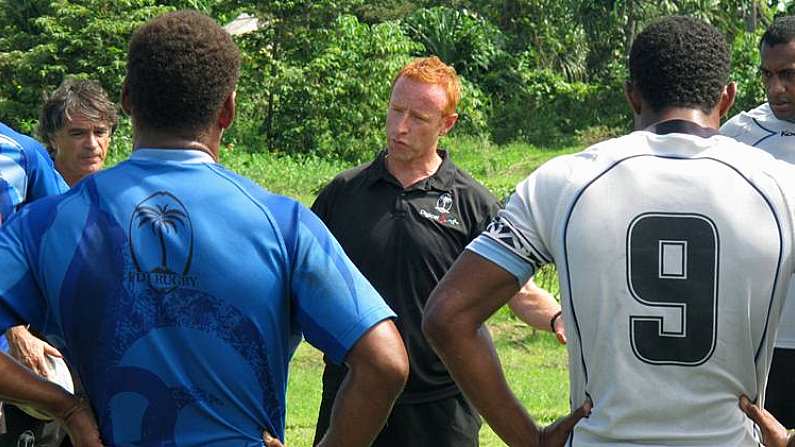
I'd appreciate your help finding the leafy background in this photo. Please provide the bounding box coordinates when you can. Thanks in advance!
[3,2,793,445]
[2,0,792,161]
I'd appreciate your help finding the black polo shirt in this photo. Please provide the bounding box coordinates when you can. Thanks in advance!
[311,149,500,404]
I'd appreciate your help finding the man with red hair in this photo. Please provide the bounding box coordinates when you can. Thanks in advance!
[311,56,577,446]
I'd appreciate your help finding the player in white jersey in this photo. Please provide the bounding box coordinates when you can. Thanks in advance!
[722,15,795,431]
[722,102,795,160]
[424,16,795,447]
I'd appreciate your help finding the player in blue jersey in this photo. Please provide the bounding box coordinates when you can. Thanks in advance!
[0,9,408,447]
[0,122,68,224]
[0,123,70,444]
[425,16,795,447]
[2,79,118,447]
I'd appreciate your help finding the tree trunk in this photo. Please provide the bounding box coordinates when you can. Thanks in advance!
[265,23,281,152]
[746,1,758,32]
[625,0,637,57]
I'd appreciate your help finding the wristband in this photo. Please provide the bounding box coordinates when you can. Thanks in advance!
[550,310,562,332]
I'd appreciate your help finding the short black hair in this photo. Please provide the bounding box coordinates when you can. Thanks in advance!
[126,10,241,133]
[761,15,795,48]
[629,16,730,114]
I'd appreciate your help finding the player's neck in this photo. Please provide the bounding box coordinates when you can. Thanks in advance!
[636,107,721,131]
[132,127,219,161]
[58,166,81,187]
[385,150,442,188]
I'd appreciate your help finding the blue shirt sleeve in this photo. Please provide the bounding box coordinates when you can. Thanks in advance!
[466,236,536,286]
[0,207,48,333]
[288,205,395,364]
[25,145,69,199]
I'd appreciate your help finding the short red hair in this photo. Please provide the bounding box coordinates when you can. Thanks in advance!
[393,56,461,115]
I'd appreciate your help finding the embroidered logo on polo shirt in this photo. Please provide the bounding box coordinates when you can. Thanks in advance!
[435,193,453,213]
[420,192,460,226]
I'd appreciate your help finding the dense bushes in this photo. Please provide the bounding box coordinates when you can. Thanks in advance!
[730,28,767,117]
[0,0,171,133]
[0,0,788,159]
[491,66,629,146]
[231,15,421,160]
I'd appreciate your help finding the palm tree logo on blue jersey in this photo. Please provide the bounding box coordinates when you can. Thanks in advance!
[128,192,194,293]
[135,204,187,272]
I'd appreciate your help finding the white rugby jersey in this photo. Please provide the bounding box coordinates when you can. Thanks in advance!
[469,120,795,446]
[722,104,795,349]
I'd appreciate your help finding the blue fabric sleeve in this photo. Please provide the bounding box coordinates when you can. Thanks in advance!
[289,205,395,365]
[0,209,47,333]
[466,236,536,286]
[26,145,69,199]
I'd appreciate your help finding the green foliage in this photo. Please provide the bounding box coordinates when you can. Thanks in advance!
[481,0,590,82]
[573,0,784,82]
[2,0,788,154]
[247,0,365,61]
[729,27,766,117]
[491,65,628,146]
[105,119,134,167]
[355,0,419,23]
[454,78,491,137]
[233,15,421,160]
[218,141,351,206]
[0,0,171,133]
[402,7,504,84]
[447,135,581,200]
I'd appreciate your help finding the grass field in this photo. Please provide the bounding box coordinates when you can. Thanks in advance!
[284,318,570,447]
[217,135,581,207]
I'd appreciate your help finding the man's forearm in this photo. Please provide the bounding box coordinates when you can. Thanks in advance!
[428,319,540,446]
[508,287,560,331]
[0,351,72,417]
[423,252,543,445]
[319,361,404,447]
[319,321,407,447]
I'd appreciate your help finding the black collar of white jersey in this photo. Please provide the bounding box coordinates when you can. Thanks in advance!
[646,119,719,138]
[366,149,456,191]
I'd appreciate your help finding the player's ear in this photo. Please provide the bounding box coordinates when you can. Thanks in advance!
[624,81,642,115]
[440,113,458,136]
[218,90,236,130]
[718,82,737,119]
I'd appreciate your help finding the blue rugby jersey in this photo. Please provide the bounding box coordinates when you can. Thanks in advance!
[0,122,68,352]
[0,148,394,446]
[0,122,68,223]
